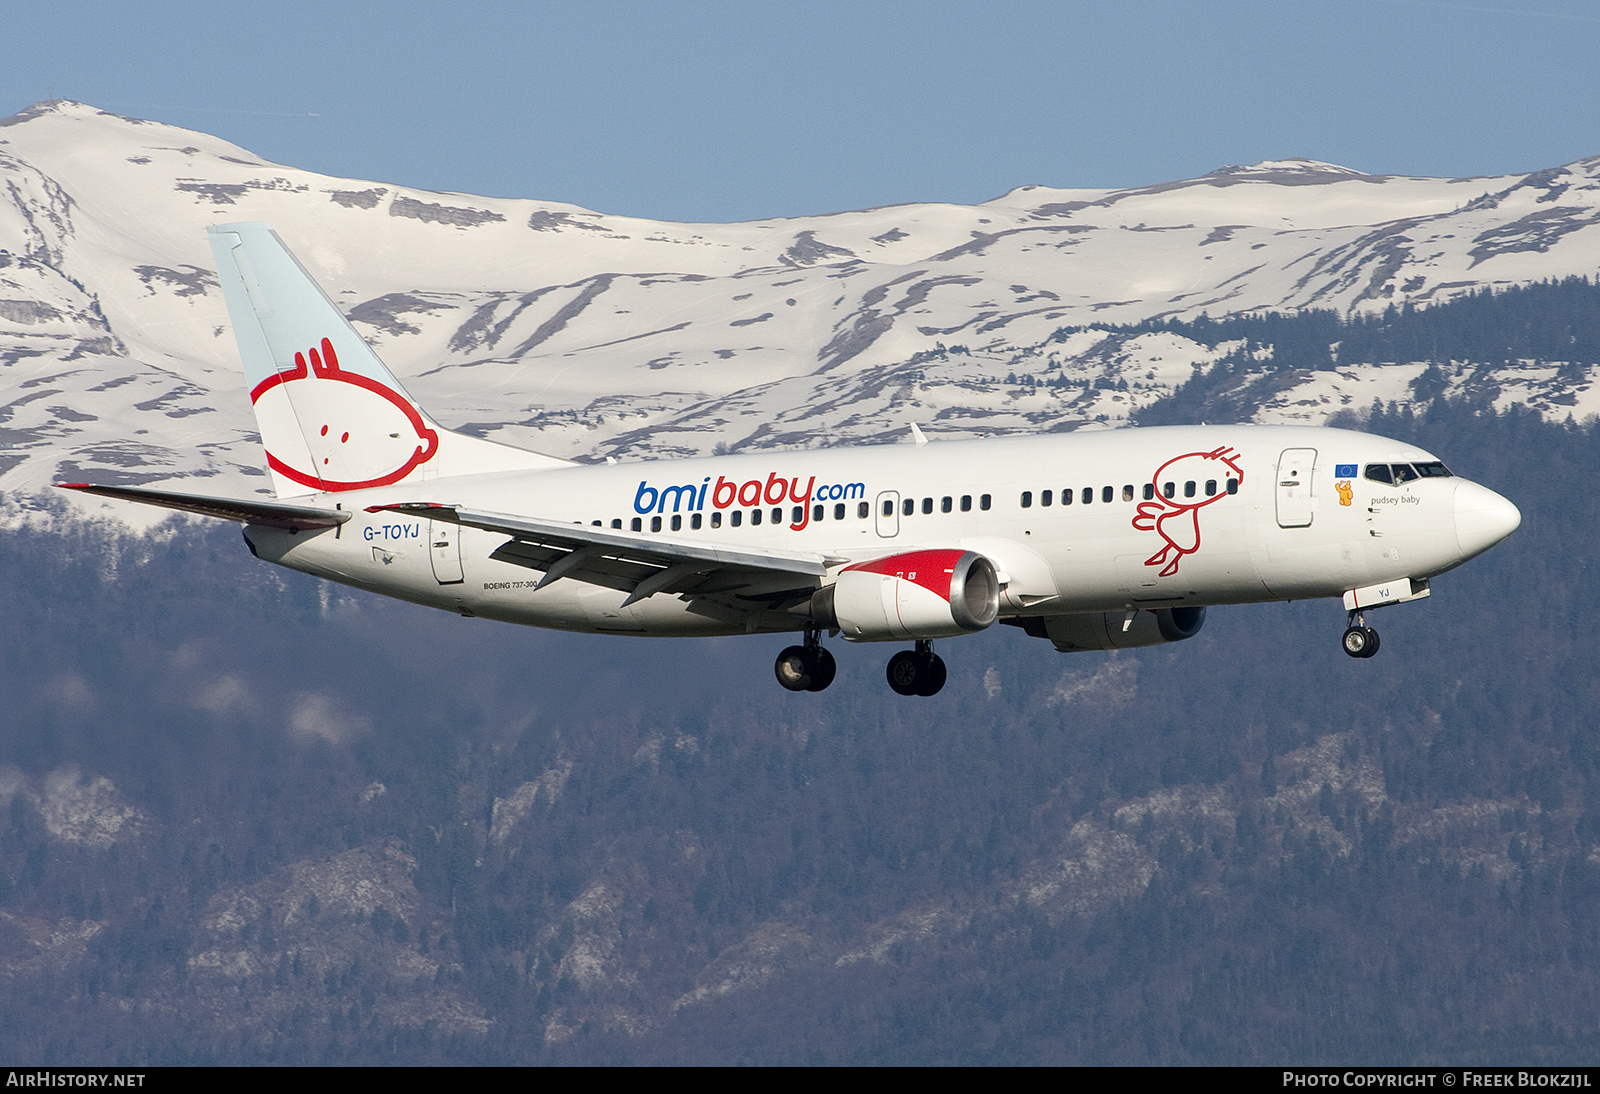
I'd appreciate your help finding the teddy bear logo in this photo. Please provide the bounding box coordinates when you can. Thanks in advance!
[250,337,439,492]
[1131,446,1245,577]
[1335,480,1353,506]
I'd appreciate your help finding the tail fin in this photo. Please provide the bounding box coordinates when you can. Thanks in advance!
[207,222,568,497]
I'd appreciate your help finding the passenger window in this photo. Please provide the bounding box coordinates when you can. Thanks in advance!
[1040,490,1052,507]
[980,494,991,511]
[592,520,601,526]
[671,514,682,531]
[941,496,952,513]
[1226,478,1239,494]
[611,518,622,529]
[1020,491,1033,508]
[1062,488,1073,506]
[921,497,933,515]
[631,517,642,532]
[730,511,742,527]
[772,507,783,524]
[691,513,702,530]
[834,503,845,520]
[1122,484,1134,501]
[1204,480,1216,497]
[711,512,722,528]
[1143,483,1155,501]
[651,516,662,532]
[1082,487,1093,505]
[1391,464,1419,483]
[1184,481,1196,498]
[960,495,972,512]
[859,501,870,519]
[751,509,762,525]
[902,497,914,517]
[1163,482,1175,499]
[814,504,824,521]
[1415,461,1452,478]
[1102,485,1113,503]
[1364,464,1393,484]
[791,506,803,524]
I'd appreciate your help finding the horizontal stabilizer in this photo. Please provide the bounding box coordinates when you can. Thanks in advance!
[57,483,350,531]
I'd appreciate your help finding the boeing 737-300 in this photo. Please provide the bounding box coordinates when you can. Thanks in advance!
[59,223,1522,696]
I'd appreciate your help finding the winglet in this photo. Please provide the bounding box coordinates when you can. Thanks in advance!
[910,423,929,446]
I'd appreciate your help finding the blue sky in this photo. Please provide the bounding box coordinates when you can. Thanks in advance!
[6,0,1600,222]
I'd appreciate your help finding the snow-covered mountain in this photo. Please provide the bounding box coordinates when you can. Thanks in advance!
[3,100,1598,521]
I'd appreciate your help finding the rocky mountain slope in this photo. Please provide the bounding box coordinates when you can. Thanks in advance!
[3,100,1599,519]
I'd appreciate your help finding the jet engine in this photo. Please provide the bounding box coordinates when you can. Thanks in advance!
[1011,606,1207,652]
[811,549,1000,641]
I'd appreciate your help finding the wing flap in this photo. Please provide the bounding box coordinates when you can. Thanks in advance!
[374,503,832,577]
[374,502,833,606]
[488,539,663,595]
[58,483,350,530]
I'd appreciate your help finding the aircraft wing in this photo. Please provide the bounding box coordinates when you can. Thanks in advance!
[57,483,351,531]
[372,502,838,609]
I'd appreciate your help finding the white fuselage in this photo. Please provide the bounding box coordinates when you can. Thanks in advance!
[240,423,1514,641]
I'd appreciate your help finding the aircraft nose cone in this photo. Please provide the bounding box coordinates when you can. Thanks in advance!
[1454,479,1521,558]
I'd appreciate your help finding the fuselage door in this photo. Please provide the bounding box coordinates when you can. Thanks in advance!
[875,490,900,538]
[429,518,465,584]
[1276,448,1317,528]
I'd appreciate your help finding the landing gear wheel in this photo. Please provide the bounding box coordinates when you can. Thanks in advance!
[887,647,947,696]
[887,650,922,695]
[1341,626,1380,658]
[775,645,813,691]
[806,647,837,692]
[777,630,837,693]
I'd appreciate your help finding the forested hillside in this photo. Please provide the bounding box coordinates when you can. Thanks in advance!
[1123,277,1600,425]
[0,401,1595,1064]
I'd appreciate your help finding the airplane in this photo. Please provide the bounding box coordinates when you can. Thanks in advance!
[59,223,1522,696]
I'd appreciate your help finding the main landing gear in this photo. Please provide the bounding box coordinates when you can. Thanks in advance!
[886,640,947,697]
[776,635,948,696]
[774,628,837,692]
[1341,610,1381,659]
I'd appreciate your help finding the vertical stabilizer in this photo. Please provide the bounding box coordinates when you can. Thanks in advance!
[207,222,568,497]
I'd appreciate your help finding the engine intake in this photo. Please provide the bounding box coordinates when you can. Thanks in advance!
[812,549,1000,641]
[1011,606,1207,651]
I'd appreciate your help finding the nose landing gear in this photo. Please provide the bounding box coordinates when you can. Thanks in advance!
[774,628,837,692]
[887,640,947,696]
[1342,610,1380,658]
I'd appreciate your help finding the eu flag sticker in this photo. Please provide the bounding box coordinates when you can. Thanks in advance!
[1335,464,1357,477]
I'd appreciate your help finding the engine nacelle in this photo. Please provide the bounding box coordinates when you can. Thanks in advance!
[812,549,1000,642]
[1012,606,1207,652]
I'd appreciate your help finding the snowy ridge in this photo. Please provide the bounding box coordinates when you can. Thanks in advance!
[2,101,1599,524]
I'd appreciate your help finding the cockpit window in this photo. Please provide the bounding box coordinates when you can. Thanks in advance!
[1414,461,1453,478]
[1391,464,1420,483]
[1363,464,1393,485]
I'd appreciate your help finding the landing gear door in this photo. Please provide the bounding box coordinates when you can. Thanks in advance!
[875,490,900,538]
[429,519,465,584]
[1276,448,1317,528]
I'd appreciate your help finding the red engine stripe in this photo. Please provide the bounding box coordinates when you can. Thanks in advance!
[843,549,966,600]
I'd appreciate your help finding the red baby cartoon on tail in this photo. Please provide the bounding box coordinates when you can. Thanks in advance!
[250,337,439,492]
[1131,446,1245,576]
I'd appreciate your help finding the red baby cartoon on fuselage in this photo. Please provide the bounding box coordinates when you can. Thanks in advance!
[250,337,439,492]
[1131,446,1245,577]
